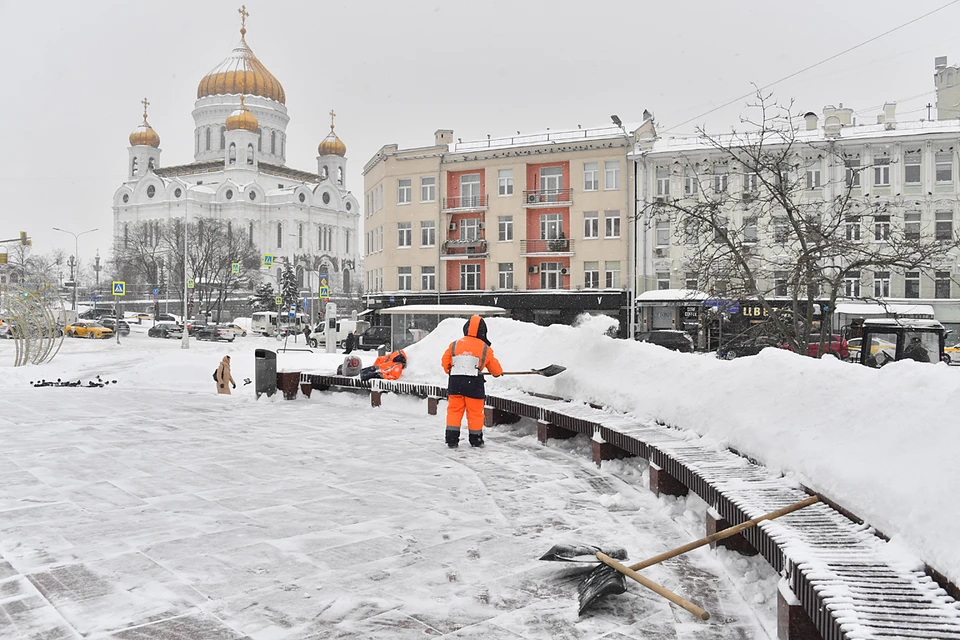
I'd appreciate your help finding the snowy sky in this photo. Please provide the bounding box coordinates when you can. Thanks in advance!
[3,0,960,260]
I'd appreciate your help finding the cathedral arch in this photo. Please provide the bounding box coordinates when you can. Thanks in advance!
[131,157,139,176]
[247,144,255,165]
[337,167,343,185]
[229,143,237,165]
[220,126,226,150]
[342,269,350,293]
[271,130,276,155]
[257,127,262,152]
[148,157,155,171]
[205,127,211,151]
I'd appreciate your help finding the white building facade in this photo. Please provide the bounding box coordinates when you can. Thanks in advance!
[113,14,360,298]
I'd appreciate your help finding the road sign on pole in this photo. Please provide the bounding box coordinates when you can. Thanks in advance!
[186,278,195,289]
[112,281,125,296]
[319,286,330,299]
[263,254,274,267]
[231,262,240,275]
[289,304,296,318]
[275,296,283,306]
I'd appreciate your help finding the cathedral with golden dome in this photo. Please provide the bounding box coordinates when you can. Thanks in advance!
[113,6,359,298]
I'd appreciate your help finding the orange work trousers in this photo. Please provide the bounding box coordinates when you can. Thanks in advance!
[446,395,485,438]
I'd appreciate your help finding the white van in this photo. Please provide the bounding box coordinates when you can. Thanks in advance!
[309,319,370,348]
[252,311,308,337]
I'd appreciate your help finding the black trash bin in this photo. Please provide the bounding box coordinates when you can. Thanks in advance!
[255,349,277,398]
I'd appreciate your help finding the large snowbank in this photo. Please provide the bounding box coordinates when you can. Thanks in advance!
[400,317,960,585]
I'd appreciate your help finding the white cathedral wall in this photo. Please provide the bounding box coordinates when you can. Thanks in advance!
[192,95,290,165]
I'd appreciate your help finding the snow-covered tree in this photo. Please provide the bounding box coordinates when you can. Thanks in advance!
[278,259,300,311]
[249,281,275,312]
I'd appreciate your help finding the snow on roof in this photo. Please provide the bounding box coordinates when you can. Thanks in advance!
[834,302,935,317]
[636,289,711,302]
[450,125,634,153]
[379,304,507,315]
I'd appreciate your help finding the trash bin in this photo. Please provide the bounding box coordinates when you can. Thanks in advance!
[255,349,277,399]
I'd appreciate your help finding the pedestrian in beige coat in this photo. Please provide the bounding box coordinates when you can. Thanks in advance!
[216,355,236,394]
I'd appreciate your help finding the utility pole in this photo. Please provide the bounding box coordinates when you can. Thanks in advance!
[93,250,101,310]
[67,255,77,311]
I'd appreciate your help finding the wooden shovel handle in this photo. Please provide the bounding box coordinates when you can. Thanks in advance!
[629,494,819,572]
[596,552,710,620]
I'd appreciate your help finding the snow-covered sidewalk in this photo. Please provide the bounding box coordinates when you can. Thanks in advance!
[0,336,776,638]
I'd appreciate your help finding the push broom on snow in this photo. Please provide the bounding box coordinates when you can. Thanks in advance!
[541,495,820,617]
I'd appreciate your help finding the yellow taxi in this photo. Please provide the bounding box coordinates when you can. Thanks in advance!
[65,320,114,339]
[129,312,154,323]
[945,343,960,364]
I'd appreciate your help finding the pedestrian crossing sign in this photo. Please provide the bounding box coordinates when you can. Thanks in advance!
[112,281,125,296]
[263,254,274,267]
[187,278,195,289]
[319,286,330,299]
[231,262,240,274]
[275,296,283,306]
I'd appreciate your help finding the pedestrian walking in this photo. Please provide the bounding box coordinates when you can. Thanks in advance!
[344,330,357,354]
[441,315,502,448]
[302,324,312,346]
[215,355,236,394]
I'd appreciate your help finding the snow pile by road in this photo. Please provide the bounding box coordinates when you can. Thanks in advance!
[400,316,960,586]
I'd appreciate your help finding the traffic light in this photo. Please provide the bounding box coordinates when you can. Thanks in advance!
[19,231,30,246]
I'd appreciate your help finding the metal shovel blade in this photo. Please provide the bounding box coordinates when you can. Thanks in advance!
[578,563,628,616]
[536,364,567,377]
[539,543,628,563]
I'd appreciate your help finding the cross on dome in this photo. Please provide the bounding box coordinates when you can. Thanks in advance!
[141,97,150,122]
[329,109,336,130]
[238,5,249,37]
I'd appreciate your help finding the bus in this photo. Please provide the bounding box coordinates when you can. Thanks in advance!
[251,311,308,337]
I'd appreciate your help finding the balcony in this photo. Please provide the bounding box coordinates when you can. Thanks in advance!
[523,188,573,208]
[441,239,489,260]
[520,238,575,257]
[442,194,488,213]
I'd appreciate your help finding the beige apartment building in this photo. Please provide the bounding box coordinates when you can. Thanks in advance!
[362,123,655,330]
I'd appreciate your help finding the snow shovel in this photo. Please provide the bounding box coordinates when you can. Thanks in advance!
[596,552,709,621]
[577,494,820,615]
[486,364,567,377]
[539,543,628,563]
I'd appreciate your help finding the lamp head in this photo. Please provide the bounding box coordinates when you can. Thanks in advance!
[610,115,622,127]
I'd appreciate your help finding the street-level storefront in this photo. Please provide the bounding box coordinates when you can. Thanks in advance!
[363,290,629,337]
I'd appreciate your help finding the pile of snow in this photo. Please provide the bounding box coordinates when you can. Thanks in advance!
[401,316,960,586]
[571,311,619,336]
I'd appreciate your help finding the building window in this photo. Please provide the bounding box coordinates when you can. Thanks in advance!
[249,221,254,242]
[874,215,890,242]
[298,223,304,249]
[604,261,621,288]
[257,127,262,152]
[773,217,789,244]
[421,266,436,291]
[123,223,128,246]
[583,162,598,191]
[775,271,789,296]
[935,271,951,298]
[874,271,890,298]
[936,152,953,183]
[714,170,728,193]
[656,271,670,290]
[421,176,435,202]
[220,126,226,150]
[584,261,599,288]
[228,143,237,165]
[147,157,155,170]
[397,222,412,248]
[714,217,729,242]
[345,230,350,253]
[398,178,412,205]
[684,168,698,196]
[498,263,514,289]
[845,216,861,242]
[460,173,481,207]
[604,211,621,238]
[874,157,891,186]
[904,271,920,298]
[655,220,670,246]
[743,217,758,244]
[540,262,562,289]
[540,213,562,240]
[540,166,563,198]
[271,130,276,155]
[277,223,283,248]
[131,157,138,176]
[742,171,758,193]
[460,263,481,290]
[461,218,480,241]
[398,266,412,290]
[247,144,255,165]
[205,127,211,151]
[604,161,620,190]
[146,184,155,198]
[498,169,514,196]
[685,272,698,290]
[905,212,921,241]
[844,271,861,297]
[225,189,233,200]
[420,221,435,247]
[684,220,699,245]
[584,211,599,239]
[904,152,922,185]
[935,211,953,241]
[498,215,513,242]
[805,164,821,189]
[845,158,861,187]
[656,166,670,196]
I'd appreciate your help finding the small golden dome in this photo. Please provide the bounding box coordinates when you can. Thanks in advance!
[318,109,346,157]
[226,95,259,132]
[197,10,285,104]
[129,97,160,148]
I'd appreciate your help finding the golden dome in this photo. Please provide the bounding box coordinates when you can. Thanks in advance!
[196,17,285,105]
[129,97,160,148]
[318,109,346,157]
[225,95,259,132]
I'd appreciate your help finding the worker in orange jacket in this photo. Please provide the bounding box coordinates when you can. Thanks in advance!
[441,315,502,448]
[373,349,407,380]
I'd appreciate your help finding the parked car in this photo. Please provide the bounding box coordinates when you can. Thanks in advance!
[194,324,235,342]
[221,323,247,338]
[635,330,694,353]
[128,312,154,324]
[309,319,369,348]
[147,322,183,339]
[155,313,178,322]
[64,320,114,339]
[717,335,781,360]
[0,321,16,339]
[357,325,392,351]
[80,308,113,320]
[943,342,960,364]
[782,334,850,360]
[99,317,131,336]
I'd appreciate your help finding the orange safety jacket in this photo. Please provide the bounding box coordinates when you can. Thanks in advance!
[374,349,407,380]
[442,316,503,399]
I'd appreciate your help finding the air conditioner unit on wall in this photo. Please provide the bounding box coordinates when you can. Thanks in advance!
[528,266,539,274]
[655,248,666,258]
[478,222,485,229]
[448,222,457,231]
[527,193,538,204]
[560,268,569,275]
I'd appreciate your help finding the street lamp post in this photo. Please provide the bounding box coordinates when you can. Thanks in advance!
[611,116,636,339]
[93,250,102,310]
[181,216,190,349]
[52,227,98,312]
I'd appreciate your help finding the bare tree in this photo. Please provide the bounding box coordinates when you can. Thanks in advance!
[645,92,959,356]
